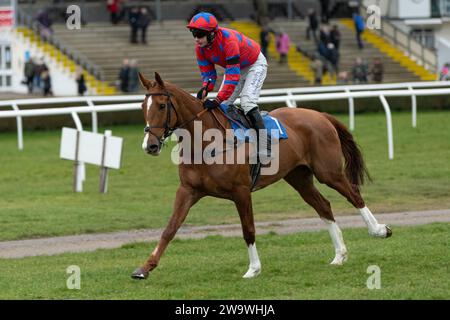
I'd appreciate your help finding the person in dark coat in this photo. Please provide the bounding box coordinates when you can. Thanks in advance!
[76,67,87,95]
[318,25,331,60]
[137,7,151,44]
[128,59,139,92]
[326,42,339,78]
[128,6,140,44]
[352,57,368,84]
[260,25,271,57]
[330,24,341,50]
[320,0,330,23]
[306,8,319,43]
[118,59,130,92]
[370,57,384,83]
[34,57,48,90]
[36,8,53,40]
[24,57,35,94]
[41,70,53,96]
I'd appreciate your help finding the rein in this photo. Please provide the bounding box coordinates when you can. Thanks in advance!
[144,92,223,145]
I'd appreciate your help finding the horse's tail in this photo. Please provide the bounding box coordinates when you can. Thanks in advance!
[322,112,371,189]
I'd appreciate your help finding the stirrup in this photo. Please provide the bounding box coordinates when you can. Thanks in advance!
[250,162,261,191]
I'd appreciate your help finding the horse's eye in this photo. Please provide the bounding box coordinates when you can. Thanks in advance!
[159,104,166,110]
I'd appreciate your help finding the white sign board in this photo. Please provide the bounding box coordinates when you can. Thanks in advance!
[60,127,123,169]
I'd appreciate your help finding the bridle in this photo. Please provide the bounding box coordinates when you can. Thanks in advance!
[143,92,211,146]
[144,92,178,146]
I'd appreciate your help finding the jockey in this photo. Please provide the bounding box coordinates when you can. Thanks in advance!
[187,12,270,156]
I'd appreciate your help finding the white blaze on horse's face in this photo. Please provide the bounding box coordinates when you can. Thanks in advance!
[141,96,152,151]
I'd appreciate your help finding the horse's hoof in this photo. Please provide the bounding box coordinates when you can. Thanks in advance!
[131,268,149,280]
[330,253,348,265]
[385,226,393,238]
[243,267,261,278]
[369,224,392,238]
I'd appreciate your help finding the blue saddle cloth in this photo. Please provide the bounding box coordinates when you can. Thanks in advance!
[219,104,288,143]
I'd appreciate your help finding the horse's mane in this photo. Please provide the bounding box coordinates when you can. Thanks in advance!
[165,82,201,107]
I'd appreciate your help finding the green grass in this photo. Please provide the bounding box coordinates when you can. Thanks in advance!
[0,223,449,299]
[0,111,449,241]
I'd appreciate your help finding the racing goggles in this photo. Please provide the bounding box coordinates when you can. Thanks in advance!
[191,29,210,39]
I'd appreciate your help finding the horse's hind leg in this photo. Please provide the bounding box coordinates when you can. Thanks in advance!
[316,170,392,238]
[284,166,348,265]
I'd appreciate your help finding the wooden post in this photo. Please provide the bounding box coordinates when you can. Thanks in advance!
[73,130,82,192]
[99,130,111,193]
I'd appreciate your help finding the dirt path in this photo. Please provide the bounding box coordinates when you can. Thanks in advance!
[1,209,449,259]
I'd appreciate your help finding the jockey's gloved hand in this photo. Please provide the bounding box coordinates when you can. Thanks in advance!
[197,87,208,100]
[203,99,220,110]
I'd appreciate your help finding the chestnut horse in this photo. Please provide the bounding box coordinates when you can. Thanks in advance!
[132,72,392,280]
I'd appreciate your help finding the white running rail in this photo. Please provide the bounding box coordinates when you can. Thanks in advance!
[1,81,450,159]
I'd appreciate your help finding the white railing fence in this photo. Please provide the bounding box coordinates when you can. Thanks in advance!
[1,81,450,159]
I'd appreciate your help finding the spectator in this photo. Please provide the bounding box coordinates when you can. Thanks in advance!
[310,54,324,85]
[276,31,290,64]
[118,59,130,92]
[253,0,269,25]
[23,57,35,94]
[137,7,151,45]
[352,57,368,84]
[34,57,48,91]
[36,8,53,40]
[320,0,330,23]
[129,6,140,44]
[439,63,450,81]
[319,24,331,44]
[326,42,339,78]
[75,67,87,96]
[260,25,271,58]
[353,12,365,49]
[330,24,341,50]
[370,57,384,83]
[41,70,53,96]
[107,0,120,25]
[128,59,139,92]
[337,71,349,84]
[306,8,319,43]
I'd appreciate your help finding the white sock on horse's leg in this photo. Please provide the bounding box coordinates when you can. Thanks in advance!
[243,243,261,278]
[358,206,389,237]
[322,219,348,265]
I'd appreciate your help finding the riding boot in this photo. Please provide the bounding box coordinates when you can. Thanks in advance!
[246,107,271,160]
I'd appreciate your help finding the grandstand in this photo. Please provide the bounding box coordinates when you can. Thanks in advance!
[2,0,448,96]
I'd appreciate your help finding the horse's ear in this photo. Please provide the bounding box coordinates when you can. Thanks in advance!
[138,72,152,89]
[155,72,165,88]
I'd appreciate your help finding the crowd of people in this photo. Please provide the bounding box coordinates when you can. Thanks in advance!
[23,57,89,96]
[304,7,375,85]
[27,2,448,97]
[257,4,384,86]
[106,0,152,45]
[117,58,140,93]
[22,57,53,96]
[128,6,151,44]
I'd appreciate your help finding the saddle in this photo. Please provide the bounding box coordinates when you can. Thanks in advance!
[225,104,252,129]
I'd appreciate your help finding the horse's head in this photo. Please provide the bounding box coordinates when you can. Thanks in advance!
[139,72,178,156]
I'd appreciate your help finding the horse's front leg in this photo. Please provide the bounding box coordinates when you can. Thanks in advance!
[233,186,261,278]
[131,185,201,279]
